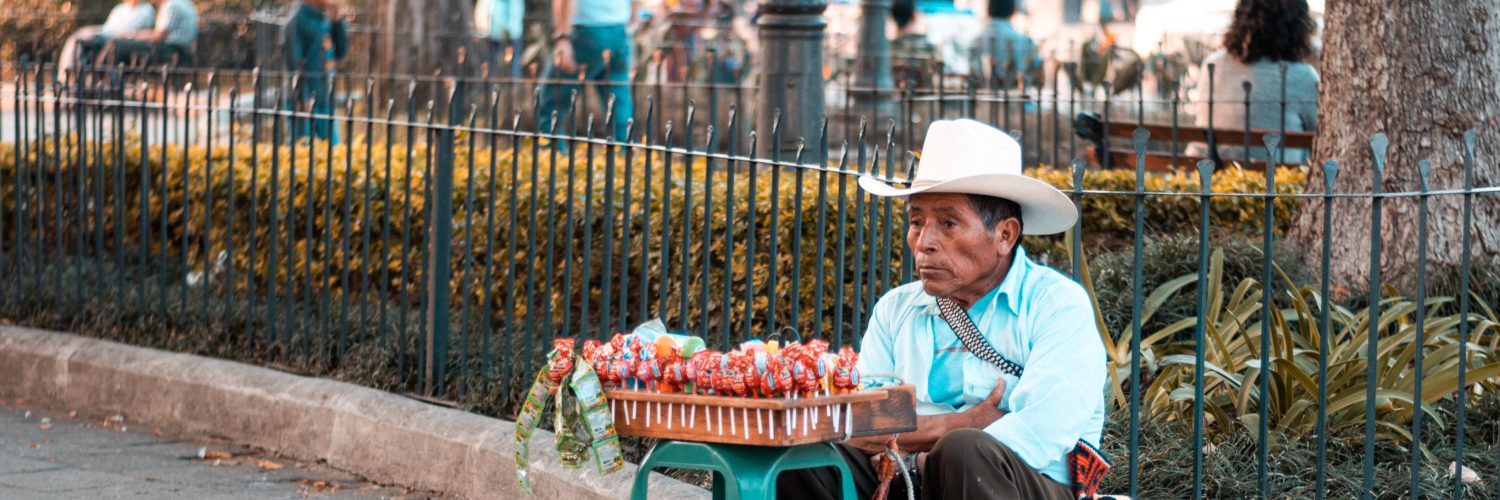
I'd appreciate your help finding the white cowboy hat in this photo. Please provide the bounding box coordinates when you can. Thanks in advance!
[858,119,1078,235]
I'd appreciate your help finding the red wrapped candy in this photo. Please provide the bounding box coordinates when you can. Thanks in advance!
[546,338,577,384]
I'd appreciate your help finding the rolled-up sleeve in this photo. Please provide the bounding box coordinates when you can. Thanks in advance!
[982,283,1106,474]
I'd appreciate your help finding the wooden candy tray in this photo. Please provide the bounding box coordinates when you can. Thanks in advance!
[604,385,917,447]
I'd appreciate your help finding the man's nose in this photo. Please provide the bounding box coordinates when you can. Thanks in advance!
[915,227,939,253]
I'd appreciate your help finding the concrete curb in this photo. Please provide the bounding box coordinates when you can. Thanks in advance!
[0,326,706,500]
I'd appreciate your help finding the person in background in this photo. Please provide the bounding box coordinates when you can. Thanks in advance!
[542,0,635,140]
[969,0,1042,89]
[58,0,157,84]
[1190,0,1319,164]
[474,0,526,78]
[283,0,350,142]
[889,0,936,87]
[106,0,200,66]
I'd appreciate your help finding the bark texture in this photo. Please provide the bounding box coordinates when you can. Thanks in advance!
[368,0,478,80]
[1290,0,1500,296]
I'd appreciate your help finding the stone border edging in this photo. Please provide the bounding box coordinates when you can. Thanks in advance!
[0,326,706,500]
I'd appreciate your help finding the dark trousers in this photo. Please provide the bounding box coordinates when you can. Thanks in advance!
[539,24,634,141]
[777,429,1072,500]
[291,77,339,143]
[88,38,193,67]
[485,37,524,78]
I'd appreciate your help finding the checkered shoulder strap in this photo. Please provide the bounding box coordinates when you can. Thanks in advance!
[934,296,1025,378]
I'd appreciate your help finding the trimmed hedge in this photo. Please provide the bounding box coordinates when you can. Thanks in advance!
[0,138,1307,348]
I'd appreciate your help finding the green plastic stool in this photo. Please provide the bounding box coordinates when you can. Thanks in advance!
[631,440,856,500]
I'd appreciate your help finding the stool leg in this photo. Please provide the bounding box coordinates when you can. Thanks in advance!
[734,472,768,500]
[832,459,857,500]
[631,464,654,500]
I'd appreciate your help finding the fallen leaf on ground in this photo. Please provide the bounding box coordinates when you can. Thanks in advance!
[257,460,285,470]
[38,423,51,430]
[296,479,339,493]
[15,398,27,406]
[28,442,39,448]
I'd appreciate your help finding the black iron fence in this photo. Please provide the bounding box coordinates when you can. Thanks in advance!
[2,60,1498,499]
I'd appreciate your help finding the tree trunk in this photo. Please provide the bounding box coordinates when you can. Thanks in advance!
[367,0,478,85]
[1289,0,1500,296]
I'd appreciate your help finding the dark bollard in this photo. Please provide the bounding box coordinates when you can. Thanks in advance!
[854,0,894,118]
[757,0,827,163]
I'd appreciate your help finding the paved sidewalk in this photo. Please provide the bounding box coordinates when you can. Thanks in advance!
[0,398,439,499]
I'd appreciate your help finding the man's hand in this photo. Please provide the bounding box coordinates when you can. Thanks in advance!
[553,39,577,73]
[961,379,1007,429]
[843,379,1008,456]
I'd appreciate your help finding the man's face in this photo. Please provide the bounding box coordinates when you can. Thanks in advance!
[906,193,1019,301]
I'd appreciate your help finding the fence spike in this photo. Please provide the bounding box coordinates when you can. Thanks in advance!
[1263,133,1283,162]
[1369,132,1389,176]
[1197,159,1216,194]
[1071,158,1087,190]
[1131,127,1150,153]
[1417,159,1431,193]
[604,94,617,135]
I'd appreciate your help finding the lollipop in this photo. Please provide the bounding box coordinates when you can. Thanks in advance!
[659,358,687,393]
[690,350,722,395]
[807,339,831,358]
[831,346,861,393]
[634,347,660,391]
[546,338,576,385]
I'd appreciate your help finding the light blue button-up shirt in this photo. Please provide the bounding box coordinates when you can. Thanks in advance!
[856,247,1107,485]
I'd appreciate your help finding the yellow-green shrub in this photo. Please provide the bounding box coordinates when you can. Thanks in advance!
[0,138,1308,347]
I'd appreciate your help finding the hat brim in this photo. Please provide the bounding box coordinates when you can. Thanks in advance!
[858,174,1079,235]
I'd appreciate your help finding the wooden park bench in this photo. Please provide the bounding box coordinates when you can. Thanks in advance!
[1072,111,1315,171]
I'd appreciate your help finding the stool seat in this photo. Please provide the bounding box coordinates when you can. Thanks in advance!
[631,440,856,500]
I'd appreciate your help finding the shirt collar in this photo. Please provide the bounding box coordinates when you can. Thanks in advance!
[917,246,1031,316]
[996,246,1029,314]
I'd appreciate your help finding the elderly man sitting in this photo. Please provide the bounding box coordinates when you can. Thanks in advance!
[780,119,1109,500]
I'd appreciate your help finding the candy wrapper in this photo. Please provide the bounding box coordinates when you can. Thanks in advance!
[587,321,859,399]
[514,339,623,494]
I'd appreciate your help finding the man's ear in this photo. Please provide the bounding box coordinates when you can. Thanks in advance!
[994,218,1022,255]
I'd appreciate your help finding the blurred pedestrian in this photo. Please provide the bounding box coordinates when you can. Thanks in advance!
[283,0,350,142]
[970,0,1041,88]
[541,0,635,140]
[474,0,527,78]
[58,0,157,84]
[94,0,199,66]
[1190,0,1318,164]
[890,0,936,86]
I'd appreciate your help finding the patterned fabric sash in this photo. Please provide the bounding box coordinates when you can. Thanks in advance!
[933,296,1024,378]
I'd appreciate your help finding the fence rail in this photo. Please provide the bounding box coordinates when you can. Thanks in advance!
[2,61,1498,499]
